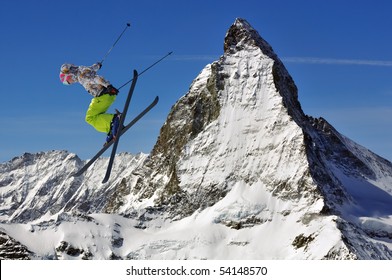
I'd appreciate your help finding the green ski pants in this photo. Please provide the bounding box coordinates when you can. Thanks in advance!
[85,94,116,134]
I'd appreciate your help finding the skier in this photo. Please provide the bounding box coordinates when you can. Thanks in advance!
[59,62,121,145]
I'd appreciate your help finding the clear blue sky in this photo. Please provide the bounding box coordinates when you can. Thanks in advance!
[1,0,392,163]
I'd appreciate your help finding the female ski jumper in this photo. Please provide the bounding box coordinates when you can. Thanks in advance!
[59,63,120,142]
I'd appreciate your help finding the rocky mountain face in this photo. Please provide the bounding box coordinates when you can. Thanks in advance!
[1,18,392,260]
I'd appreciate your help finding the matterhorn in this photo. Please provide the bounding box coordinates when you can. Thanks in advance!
[1,18,391,260]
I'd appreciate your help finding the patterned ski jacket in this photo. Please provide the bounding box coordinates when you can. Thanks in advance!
[61,63,111,97]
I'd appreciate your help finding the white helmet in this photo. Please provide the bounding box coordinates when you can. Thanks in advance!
[60,63,76,73]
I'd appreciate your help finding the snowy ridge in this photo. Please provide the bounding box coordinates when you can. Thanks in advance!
[0,18,391,259]
[0,151,148,222]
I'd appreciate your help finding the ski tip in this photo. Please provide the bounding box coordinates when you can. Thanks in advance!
[69,170,79,178]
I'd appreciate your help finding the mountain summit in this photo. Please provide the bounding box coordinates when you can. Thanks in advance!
[1,18,392,260]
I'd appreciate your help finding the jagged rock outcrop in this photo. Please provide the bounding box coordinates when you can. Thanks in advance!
[0,231,31,260]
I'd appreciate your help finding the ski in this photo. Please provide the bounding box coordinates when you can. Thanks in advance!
[102,70,138,183]
[72,95,159,178]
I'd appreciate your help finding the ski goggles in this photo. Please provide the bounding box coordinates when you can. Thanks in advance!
[59,73,73,85]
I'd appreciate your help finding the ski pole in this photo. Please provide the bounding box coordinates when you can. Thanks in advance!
[118,51,173,89]
[100,22,131,64]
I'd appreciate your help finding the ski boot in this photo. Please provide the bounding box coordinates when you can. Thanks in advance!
[99,84,119,96]
[104,109,122,146]
[106,85,119,95]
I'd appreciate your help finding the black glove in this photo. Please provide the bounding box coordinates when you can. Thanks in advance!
[97,62,102,69]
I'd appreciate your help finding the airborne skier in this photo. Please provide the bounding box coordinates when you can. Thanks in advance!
[60,23,167,183]
[59,62,121,145]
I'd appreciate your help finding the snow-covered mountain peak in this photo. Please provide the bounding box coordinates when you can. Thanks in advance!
[127,18,314,215]
[224,18,273,56]
[122,18,392,259]
[225,18,305,122]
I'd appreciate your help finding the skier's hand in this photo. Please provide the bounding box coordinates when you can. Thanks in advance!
[97,62,102,69]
